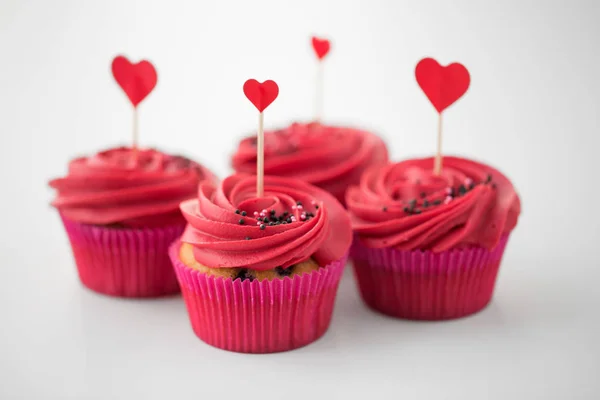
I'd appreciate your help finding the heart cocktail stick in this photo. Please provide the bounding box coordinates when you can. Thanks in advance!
[243,79,280,197]
[415,58,470,175]
[311,36,331,123]
[111,55,158,160]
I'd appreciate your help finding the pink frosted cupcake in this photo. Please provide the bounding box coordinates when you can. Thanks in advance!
[169,174,352,353]
[232,122,389,205]
[49,146,216,298]
[346,156,521,320]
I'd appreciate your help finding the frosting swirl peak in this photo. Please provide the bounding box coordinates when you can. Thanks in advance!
[180,174,352,270]
[346,156,521,252]
[50,147,215,227]
[232,122,388,204]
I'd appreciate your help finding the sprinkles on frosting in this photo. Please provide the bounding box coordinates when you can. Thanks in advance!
[235,200,319,233]
[383,175,495,216]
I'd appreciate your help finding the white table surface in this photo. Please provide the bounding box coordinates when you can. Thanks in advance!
[1,1,599,399]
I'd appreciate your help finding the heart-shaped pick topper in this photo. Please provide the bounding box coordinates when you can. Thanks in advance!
[415,58,470,113]
[111,55,158,107]
[311,36,331,60]
[243,79,279,112]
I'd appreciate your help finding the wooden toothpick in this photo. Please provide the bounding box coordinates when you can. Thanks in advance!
[315,62,324,123]
[434,113,443,175]
[257,112,265,197]
[132,107,139,162]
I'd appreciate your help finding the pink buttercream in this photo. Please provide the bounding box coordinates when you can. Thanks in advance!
[346,156,521,252]
[232,122,388,204]
[180,174,352,271]
[50,147,215,227]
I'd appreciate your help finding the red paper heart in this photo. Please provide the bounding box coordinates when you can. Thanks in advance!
[311,36,330,60]
[243,79,279,112]
[415,58,470,113]
[111,55,158,107]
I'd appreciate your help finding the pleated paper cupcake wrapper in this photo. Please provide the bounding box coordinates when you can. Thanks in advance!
[169,242,347,353]
[350,235,510,321]
[61,216,184,298]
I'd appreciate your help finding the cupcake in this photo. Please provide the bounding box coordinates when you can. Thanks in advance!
[170,173,352,353]
[232,122,389,205]
[50,146,216,298]
[346,156,521,320]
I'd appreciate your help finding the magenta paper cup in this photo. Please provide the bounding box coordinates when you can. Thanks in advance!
[169,242,347,353]
[61,216,184,298]
[350,235,510,320]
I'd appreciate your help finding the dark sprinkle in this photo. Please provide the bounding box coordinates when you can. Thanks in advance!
[245,236,251,240]
[257,217,263,222]
[449,188,455,197]
[275,266,294,276]
[486,174,493,183]
[286,218,292,223]
[238,219,245,225]
[458,185,467,196]
[420,192,426,198]
[413,209,422,215]
[259,224,266,230]
[283,211,289,216]
[403,207,410,213]
[235,209,240,214]
[315,205,319,209]
[492,183,497,189]
[469,182,475,190]
[282,221,288,225]
[433,200,442,205]
[409,199,416,207]
[382,206,388,212]
[263,217,270,223]
[270,209,276,215]
[241,211,247,216]
[235,269,254,282]
[423,200,429,207]
[296,201,303,206]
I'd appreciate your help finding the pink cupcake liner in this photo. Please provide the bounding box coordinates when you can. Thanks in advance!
[350,235,510,320]
[61,216,184,298]
[169,242,347,353]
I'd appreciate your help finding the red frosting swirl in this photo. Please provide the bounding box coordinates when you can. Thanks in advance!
[50,147,216,227]
[231,122,389,204]
[180,174,352,271]
[346,156,521,252]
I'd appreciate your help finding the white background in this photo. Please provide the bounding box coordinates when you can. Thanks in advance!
[1,0,599,399]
